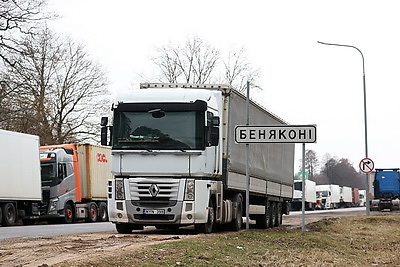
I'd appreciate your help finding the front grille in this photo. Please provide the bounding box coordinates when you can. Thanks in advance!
[129,179,180,207]
[134,214,175,221]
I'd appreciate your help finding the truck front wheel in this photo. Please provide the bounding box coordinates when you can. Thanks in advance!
[116,223,134,234]
[1,203,17,226]
[195,199,215,234]
[64,203,75,224]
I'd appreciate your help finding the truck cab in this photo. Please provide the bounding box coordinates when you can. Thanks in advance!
[371,169,400,211]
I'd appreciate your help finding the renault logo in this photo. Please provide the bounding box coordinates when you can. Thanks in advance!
[149,184,160,197]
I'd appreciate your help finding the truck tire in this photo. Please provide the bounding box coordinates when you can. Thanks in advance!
[256,200,271,229]
[86,202,98,222]
[0,205,2,226]
[64,203,75,224]
[1,203,17,226]
[270,202,277,227]
[195,199,215,234]
[116,223,134,234]
[97,202,108,222]
[275,202,282,226]
[228,194,243,231]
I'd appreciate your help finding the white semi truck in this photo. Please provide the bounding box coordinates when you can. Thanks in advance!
[0,130,41,226]
[102,83,295,234]
[339,186,352,208]
[292,180,316,211]
[316,184,341,209]
[0,128,111,226]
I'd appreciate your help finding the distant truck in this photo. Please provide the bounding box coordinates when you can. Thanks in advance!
[315,184,340,209]
[292,180,316,211]
[0,129,111,226]
[0,129,42,226]
[38,144,111,223]
[359,190,366,206]
[352,188,360,207]
[339,186,352,208]
[371,169,400,211]
[103,83,295,234]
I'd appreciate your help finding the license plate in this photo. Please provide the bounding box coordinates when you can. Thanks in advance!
[143,209,165,215]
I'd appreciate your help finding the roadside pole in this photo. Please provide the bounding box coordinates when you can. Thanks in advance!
[245,81,250,230]
[301,143,306,234]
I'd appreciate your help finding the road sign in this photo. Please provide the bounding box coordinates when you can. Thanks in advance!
[235,125,316,143]
[359,157,374,173]
[297,171,309,180]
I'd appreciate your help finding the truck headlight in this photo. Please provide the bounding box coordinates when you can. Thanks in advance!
[184,179,195,201]
[115,179,125,200]
[49,199,58,213]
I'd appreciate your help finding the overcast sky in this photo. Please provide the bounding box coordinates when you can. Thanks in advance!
[48,0,400,172]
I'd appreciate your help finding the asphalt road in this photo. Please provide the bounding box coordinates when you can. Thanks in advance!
[0,207,367,240]
[0,221,115,240]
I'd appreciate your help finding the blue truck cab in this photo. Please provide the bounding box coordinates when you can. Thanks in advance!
[371,168,400,211]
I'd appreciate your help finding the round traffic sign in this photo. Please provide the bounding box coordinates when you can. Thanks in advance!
[359,157,374,174]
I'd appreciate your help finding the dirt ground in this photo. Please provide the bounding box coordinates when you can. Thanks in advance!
[0,210,371,267]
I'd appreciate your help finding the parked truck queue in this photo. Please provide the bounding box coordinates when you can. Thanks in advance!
[0,129,111,226]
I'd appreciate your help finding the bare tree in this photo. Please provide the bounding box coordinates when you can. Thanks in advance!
[150,36,261,92]
[1,27,108,144]
[222,46,261,91]
[300,149,319,180]
[0,0,53,66]
[152,37,219,84]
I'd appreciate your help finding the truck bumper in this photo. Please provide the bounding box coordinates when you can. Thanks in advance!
[108,178,211,226]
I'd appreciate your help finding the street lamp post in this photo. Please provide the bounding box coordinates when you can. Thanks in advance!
[317,41,370,216]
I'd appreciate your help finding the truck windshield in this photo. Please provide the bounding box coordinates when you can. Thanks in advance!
[112,110,205,150]
[317,191,329,198]
[40,162,58,187]
[294,182,302,191]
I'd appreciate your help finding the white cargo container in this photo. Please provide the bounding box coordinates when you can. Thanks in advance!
[292,180,316,210]
[0,129,41,226]
[316,184,340,209]
[340,186,352,208]
[359,190,367,206]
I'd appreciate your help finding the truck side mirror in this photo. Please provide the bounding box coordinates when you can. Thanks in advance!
[101,117,108,127]
[101,126,108,146]
[209,127,219,146]
[211,116,220,126]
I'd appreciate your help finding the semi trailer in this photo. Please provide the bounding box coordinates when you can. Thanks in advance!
[102,83,295,234]
[292,180,316,211]
[0,129,42,226]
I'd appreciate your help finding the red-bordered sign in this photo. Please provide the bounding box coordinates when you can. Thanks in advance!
[359,157,374,174]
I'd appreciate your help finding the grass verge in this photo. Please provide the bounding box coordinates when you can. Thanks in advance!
[71,214,400,266]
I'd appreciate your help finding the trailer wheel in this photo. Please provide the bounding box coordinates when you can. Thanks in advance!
[0,206,2,226]
[116,223,134,234]
[64,203,75,224]
[275,202,282,226]
[97,202,108,222]
[228,194,243,231]
[256,201,271,229]
[270,202,277,227]
[86,202,98,222]
[195,199,215,234]
[1,203,17,226]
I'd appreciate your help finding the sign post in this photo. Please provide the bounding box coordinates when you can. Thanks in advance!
[235,124,317,234]
[359,157,374,216]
